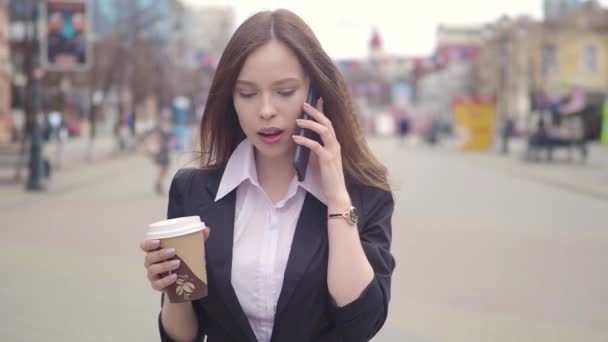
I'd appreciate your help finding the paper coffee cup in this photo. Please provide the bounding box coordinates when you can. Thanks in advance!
[146,216,208,303]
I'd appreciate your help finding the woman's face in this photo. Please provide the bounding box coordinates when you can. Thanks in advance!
[233,40,310,161]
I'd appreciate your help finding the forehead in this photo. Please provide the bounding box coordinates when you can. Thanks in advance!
[237,40,305,83]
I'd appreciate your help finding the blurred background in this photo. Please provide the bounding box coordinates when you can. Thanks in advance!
[0,0,607,341]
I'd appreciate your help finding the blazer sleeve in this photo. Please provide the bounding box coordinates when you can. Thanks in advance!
[158,168,207,342]
[329,186,396,342]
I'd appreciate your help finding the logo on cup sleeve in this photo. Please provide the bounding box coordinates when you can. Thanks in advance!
[176,274,196,300]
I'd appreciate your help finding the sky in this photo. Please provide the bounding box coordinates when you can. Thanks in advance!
[182,0,608,59]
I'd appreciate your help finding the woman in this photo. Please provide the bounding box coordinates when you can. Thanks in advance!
[140,9,395,342]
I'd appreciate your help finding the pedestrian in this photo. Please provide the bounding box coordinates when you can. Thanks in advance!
[397,110,410,145]
[139,9,395,342]
[501,117,514,155]
[151,112,175,195]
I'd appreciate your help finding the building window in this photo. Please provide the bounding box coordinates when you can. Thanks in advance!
[582,45,598,73]
[543,45,558,74]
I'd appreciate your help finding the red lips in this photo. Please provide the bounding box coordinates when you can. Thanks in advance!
[258,127,283,144]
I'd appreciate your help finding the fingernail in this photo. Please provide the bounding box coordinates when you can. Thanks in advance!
[303,102,311,108]
[171,260,180,267]
[151,240,160,247]
[165,248,176,256]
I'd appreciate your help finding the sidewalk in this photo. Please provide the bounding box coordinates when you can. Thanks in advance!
[48,134,117,169]
[0,134,130,208]
[439,137,608,201]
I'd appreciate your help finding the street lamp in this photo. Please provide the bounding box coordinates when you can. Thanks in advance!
[23,0,47,191]
[26,66,46,190]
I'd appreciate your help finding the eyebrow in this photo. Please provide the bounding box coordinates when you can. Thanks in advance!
[235,77,302,87]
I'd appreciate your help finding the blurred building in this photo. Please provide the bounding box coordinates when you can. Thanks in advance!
[529,1,608,95]
[482,2,608,98]
[434,24,482,66]
[477,1,608,138]
[88,0,191,133]
[533,1,608,139]
[417,62,478,126]
[477,16,534,131]
[544,0,584,19]
[479,2,608,100]
[175,5,235,108]
[335,30,416,134]
[179,6,234,65]
[1,0,198,142]
[415,24,483,129]
[91,0,179,40]
[0,1,9,143]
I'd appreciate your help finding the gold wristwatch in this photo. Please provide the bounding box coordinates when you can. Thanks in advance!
[328,206,359,226]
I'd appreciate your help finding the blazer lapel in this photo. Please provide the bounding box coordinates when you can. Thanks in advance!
[201,170,257,342]
[274,192,327,318]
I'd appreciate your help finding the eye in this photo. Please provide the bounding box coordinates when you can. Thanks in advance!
[278,90,295,97]
[238,92,257,99]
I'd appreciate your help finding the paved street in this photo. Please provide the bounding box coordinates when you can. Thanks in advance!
[1,138,607,341]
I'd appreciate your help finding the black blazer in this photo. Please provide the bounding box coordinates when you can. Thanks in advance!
[158,167,395,342]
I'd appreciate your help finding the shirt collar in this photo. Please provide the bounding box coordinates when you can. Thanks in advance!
[215,139,258,202]
[215,139,326,205]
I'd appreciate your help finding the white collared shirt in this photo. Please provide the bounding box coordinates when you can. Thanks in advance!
[215,139,326,342]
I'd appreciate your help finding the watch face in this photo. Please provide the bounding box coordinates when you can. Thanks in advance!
[349,207,359,224]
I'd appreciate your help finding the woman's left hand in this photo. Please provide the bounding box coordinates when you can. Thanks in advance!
[293,98,350,206]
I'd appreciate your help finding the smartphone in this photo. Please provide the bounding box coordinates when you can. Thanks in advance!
[293,84,321,182]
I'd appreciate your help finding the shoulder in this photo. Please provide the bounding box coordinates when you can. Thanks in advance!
[172,167,216,182]
[170,166,226,197]
[348,182,393,206]
[173,167,224,186]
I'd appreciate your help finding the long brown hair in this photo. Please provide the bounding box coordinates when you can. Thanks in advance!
[199,9,390,192]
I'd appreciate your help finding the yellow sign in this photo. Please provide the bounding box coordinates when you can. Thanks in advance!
[453,97,496,151]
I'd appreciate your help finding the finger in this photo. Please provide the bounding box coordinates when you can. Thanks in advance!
[292,135,330,159]
[140,239,160,252]
[308,149,321,172]
[315,97,324,112]
[147,259,181,280]
[203,228,211,241]
[145,248,176,268]
[303,102,332,128]
[296,119,334,146]
[151,273,178,291]
[147,271,159,282]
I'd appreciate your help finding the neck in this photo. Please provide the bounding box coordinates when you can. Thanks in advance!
[254,149,296,203]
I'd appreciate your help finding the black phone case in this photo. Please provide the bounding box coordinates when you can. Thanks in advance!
[293,85,320,182]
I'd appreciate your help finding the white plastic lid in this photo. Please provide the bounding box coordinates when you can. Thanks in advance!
[146,216,206,240]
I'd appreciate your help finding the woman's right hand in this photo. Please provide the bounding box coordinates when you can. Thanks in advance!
[140,228,211,292]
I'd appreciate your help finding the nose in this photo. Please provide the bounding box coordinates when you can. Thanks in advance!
[259,94,277,120]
